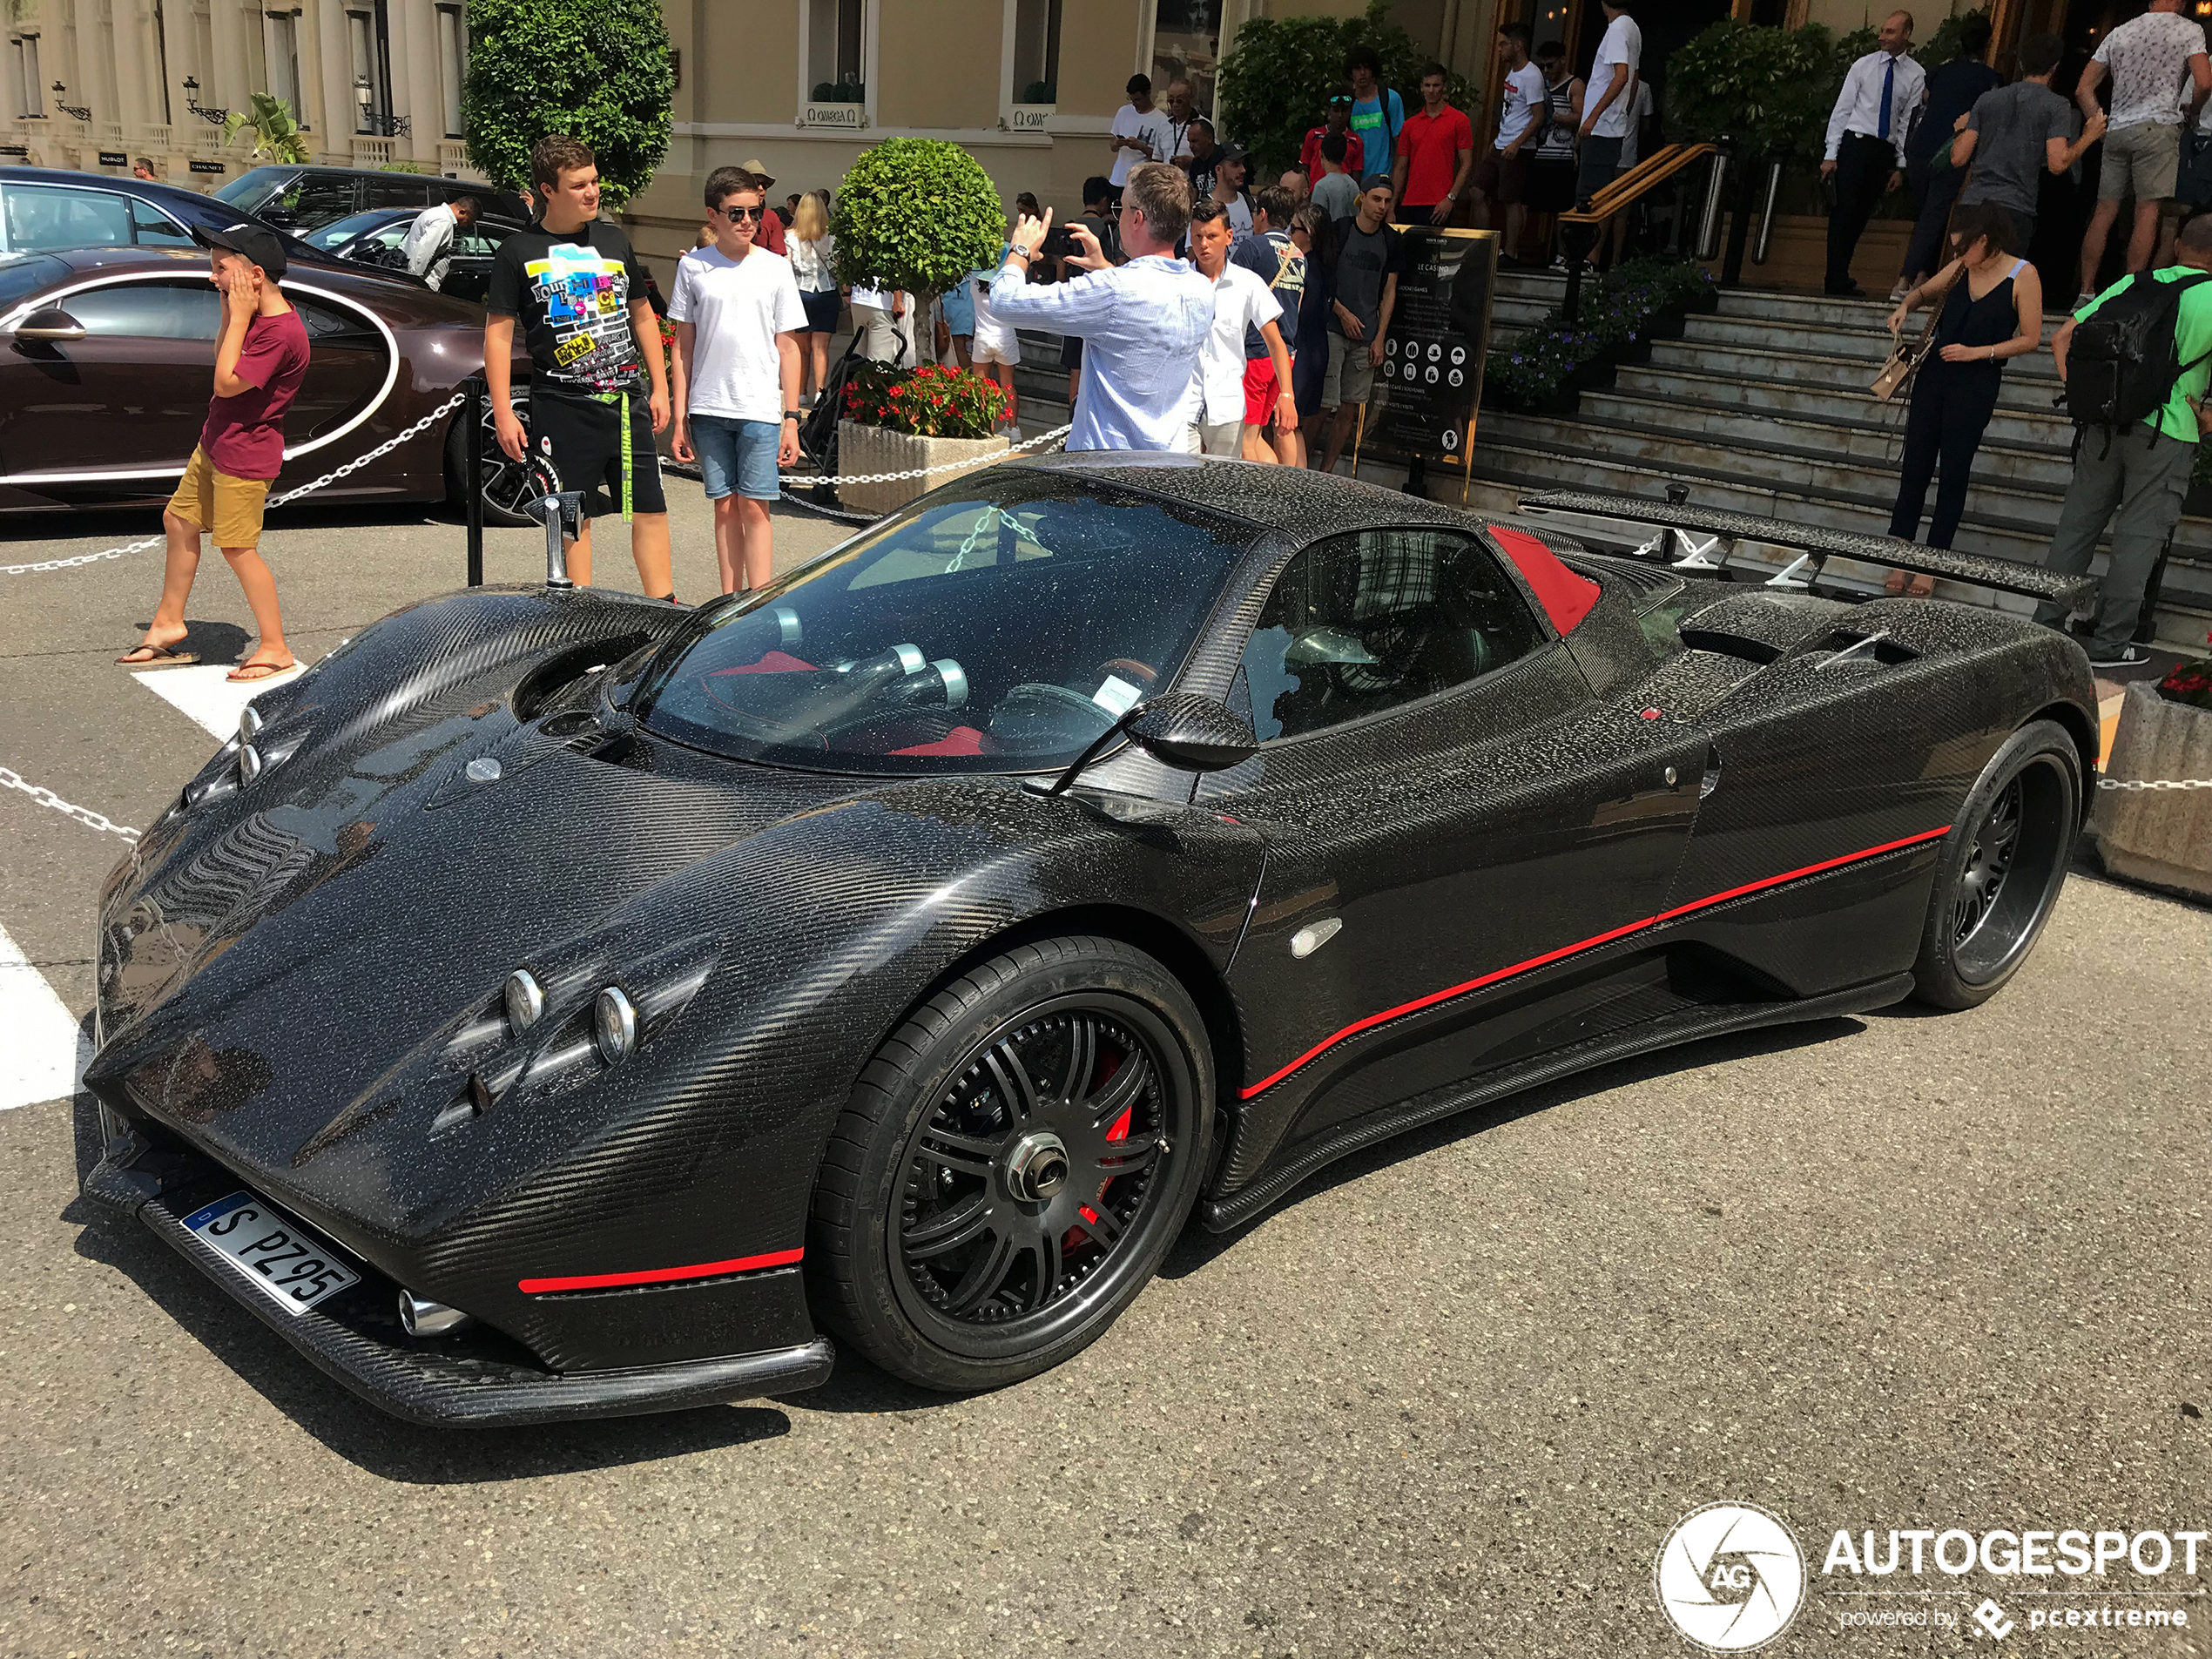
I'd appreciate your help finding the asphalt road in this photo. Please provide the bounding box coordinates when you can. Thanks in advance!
[1,480,2207,1658]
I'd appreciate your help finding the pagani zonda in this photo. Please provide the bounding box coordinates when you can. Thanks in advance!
[82,456,2098,1425]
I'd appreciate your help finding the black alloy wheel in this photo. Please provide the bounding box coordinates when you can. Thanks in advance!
[1911,718,2080,1009]
[809,937,1212,1391]
[444,387,538,528]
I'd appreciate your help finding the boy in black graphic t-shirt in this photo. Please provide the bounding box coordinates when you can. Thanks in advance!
[485,134,675,599]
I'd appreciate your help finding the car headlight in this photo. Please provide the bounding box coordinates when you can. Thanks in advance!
[593,988,637,1065]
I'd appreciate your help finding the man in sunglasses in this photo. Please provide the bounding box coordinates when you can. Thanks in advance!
[668,166,805,595]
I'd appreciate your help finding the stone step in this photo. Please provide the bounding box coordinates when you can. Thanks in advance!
[1462,433,2212,646]
[1642,339,2067,414]
[1490,408,2092,533]
[1565,388,2074,489]
[1608,363,2076,446]
[1677,307,2067,375]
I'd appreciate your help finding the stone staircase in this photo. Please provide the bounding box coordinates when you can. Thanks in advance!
[1475,270,2212,647]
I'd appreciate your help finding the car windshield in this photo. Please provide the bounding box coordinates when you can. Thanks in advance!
[212,170,284,210]
[304,210,401,250]
[632,470,1252,774]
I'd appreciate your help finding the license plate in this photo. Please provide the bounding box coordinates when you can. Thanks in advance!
[180,1190,361,1317]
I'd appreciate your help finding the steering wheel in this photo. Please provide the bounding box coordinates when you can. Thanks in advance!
[990,681,1117,749]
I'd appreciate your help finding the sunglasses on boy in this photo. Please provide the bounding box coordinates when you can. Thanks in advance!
[719,203,765,222]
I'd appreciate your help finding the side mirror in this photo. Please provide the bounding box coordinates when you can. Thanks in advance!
[13,307,86,343]
[1028,691,1258,799]
[1123,692,1259,773]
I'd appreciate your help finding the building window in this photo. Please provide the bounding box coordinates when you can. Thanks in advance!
[263,10,301,118]
[12,33,43,118]
[1151,0,1220,120]
[435,3,465,138]
[1010,0,1060,105]
[807,0,865,100]
[347,4,395,132]
[152,0,172,124]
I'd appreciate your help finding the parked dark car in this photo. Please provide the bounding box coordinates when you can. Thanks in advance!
[0,245,536,522]
[217,165,529,235]
[0,166,328,266]
[300,207,527,305]
[78,457,2098,1426]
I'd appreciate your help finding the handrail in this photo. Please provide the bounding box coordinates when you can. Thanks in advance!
[1559,141,1719,226]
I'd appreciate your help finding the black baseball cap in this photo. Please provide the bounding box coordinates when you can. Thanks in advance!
[1217,142,1249,166]
[195,220,288,280]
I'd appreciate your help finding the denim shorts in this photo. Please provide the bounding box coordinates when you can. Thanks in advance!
[689,414,782,501]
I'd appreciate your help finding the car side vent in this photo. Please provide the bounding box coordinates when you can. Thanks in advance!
[1813,629,1920,668]
[513,632,654,723]
[1676,626,1784,665]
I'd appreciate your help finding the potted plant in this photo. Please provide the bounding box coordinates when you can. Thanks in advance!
[2092,658,2212,899]
[838,361,1013,515]
[829,137,1007,510]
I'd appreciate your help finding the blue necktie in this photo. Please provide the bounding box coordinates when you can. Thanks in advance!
[1878,57,1894,141]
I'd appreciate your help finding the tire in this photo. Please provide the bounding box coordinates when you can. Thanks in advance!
[807,936,1214,1392]
[1910,718,2080,1010]
[443,386,539,528]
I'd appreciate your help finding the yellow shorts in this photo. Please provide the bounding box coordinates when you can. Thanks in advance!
[165,446,272,549]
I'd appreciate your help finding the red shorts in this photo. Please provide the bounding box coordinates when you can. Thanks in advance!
[1243,355,1285,424]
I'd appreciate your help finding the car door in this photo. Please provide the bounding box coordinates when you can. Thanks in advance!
[436,219,510,302]
[1202,526,1709,1183]
[266,173,363,233]
[281,291,390,449]
[0,277,219,476]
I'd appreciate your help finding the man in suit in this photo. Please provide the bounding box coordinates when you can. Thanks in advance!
[1821,10,1925,296]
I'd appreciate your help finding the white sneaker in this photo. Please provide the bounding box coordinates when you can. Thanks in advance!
[2073,291,2097,311]
[799,390,816,408]
[1888,280,1911,302]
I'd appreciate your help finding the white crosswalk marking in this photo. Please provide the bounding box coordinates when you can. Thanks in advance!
[132,662,303,742]
[0,921,86,1111]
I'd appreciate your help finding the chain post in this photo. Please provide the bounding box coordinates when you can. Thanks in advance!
[464,374,487,589]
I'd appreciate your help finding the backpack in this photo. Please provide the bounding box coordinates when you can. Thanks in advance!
[2065,271,2212,435]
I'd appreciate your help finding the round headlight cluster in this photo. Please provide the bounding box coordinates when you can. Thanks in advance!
[502,969,545,1034]
[594,988,637,1064]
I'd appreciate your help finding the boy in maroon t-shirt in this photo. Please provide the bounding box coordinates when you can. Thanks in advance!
[119,223,311,682]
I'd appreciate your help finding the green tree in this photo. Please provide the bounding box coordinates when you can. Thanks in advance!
[1217,0,1477,179]
[830,138,1006,311]
[463,0,673,205]
[1665,18,1847,170]
[222,93,310,165]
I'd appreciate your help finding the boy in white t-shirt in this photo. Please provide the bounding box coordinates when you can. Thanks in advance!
[1578,0,1642,204]
[1109,74,1172,187]
[668,165,806,595]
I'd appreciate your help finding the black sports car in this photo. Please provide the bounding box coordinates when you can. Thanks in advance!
[80,458,2098,1426]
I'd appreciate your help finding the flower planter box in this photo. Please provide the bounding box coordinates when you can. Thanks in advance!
[837,421,1011,517]
[2092,679,2212,900]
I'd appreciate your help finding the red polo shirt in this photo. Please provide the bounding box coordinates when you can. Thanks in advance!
[1399,104,1474,206]
[1299,125,1366,184]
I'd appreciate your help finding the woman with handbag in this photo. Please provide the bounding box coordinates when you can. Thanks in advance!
[1883,202,2044,590]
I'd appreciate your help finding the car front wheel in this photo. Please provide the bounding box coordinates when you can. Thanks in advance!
[808,936,1213,1392]
[444,386,539,528]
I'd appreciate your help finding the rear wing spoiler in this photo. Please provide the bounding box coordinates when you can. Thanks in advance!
[1518,489,2094,608]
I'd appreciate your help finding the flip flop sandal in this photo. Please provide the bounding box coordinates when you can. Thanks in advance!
[117,643,200,668]
[226,659,296,683]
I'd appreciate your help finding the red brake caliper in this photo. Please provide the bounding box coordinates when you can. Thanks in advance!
[1063,1056,1131,1253]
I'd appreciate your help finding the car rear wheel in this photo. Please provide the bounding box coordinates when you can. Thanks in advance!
[443,386,539,528]
[1910,718,2080,1010]
[808,936,1212,1392]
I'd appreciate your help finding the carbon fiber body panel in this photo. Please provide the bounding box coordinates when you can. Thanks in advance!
[82,460,2097,1420]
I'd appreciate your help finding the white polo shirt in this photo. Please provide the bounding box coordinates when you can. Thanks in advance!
[1193,261,1278,424]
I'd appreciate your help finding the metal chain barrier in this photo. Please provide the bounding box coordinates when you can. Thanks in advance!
[779,421,1071,487]
[1,765,141,842]
[2097,778,2212,790]
[3,391,469,577]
